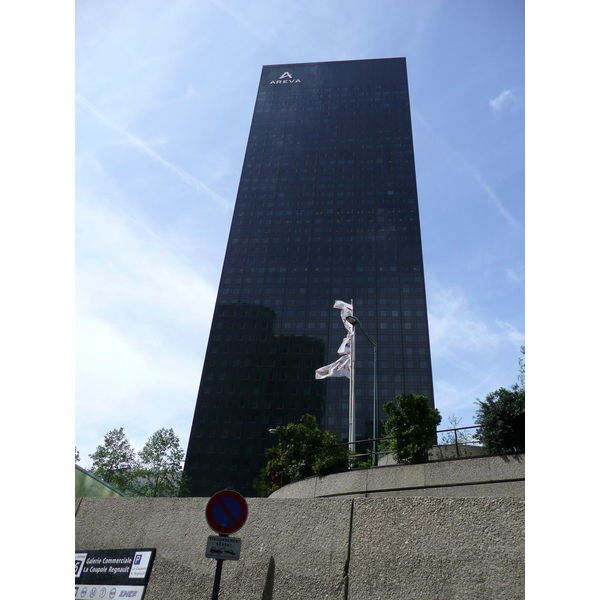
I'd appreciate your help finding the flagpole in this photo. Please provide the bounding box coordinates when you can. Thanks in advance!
[349,299,355,454]
[313,300,355,457]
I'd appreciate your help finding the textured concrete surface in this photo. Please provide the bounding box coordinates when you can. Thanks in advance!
[269,475,317,499]
[75,497,353,599]
[366,462,426,492]
[76,493,524,599]
[270,454,525,500]
[315,467,368,497]
[348,497,525,600]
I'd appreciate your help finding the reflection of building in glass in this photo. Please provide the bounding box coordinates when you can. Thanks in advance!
[185,304,326,496]
[184,58,435,497]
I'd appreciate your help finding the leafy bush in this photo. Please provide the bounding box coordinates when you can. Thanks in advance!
[253,414,347,497]
[474,387,525,453]
[474,347,525,454]
[382,394,441,464]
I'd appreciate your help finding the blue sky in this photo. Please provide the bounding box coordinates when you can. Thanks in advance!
[74,0,525,467]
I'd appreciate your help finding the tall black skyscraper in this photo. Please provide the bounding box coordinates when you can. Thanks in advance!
[184,58,435,497]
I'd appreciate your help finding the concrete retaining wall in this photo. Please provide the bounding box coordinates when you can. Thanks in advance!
[349,497,524,599]
[270,453,525,499]
[75,494,524,599]
[76,497,353,599]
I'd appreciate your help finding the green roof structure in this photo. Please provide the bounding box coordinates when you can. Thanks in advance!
[75,464,125,497]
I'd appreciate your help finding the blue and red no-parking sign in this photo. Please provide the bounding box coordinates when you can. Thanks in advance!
[205,490,248,535]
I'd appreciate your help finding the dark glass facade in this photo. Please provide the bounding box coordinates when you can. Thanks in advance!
[184,58,435,497]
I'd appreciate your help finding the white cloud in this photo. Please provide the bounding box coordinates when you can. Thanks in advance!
[495,320,525,346]
[427,281,524,423]
[75,195,217,464]
[76,196,217,324]
[427,281,523,365]
[75,308,202,467]
[467,163,522,231]
[413,110,432,131]
[76,93,232,211]
[506,266,525,284]
[207,0,271,45]
[411,105,521,230]
[428,284,497,351]
[432,378,488,412]
[489,89,521,112]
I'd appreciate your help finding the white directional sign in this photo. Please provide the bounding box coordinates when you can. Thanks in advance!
[205,535,242,561]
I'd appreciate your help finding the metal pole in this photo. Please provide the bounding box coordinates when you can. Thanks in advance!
[211,559,223,600]
[373,342,377,466]
[454,428,460,458]
[346,315,377,468]
[349,299,355,454]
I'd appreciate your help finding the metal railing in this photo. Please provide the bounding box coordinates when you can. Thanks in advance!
[276,425,483,487]
[435,425,482,460]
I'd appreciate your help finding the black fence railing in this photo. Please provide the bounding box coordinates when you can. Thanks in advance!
[279,425,483,486]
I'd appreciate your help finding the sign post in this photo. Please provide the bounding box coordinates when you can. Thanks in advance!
[205,490,248,599]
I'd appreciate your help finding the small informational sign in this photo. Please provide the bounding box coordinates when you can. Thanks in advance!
[75,548,155,599]
[205,489,248,535]
[205,535,242,561]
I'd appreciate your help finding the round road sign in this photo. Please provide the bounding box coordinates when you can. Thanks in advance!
[205,490,248,535]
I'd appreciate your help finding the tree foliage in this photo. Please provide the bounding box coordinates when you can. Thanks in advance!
[88,427,137,492]
[135,428,188,497]
[253,414,347,497]
[382,394,441,464]
[88,427,187,496]
[474,347,525,454]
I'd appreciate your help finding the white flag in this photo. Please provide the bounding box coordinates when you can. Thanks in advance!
[315,353,351,379]
[333,300,354,333]
[337,334,352,355]
[315,301,354,380]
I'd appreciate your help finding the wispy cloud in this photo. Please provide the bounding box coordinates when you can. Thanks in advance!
[506,266,525,284]
[76,92,232,211]
[413,107,521,230]
[75,198,217,463]
[76,308,201,464]
[427,281,524,413]
[413,110,432,131]
[495,320,524,346]
[428,282,523,359]
[428,285,496,352]
[76,198,217,328]
[100,197,195,267]
[489,89,521,112]
[466,163,522,231]
[208,0,270,44]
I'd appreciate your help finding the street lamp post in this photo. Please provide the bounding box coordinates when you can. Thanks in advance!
[345,315,378,466]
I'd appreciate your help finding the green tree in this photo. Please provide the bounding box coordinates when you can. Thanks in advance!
[382,394,442,464]
[135,428,188,497]
[253,414,347,497]
[89,427,137,493]
[75,446,80,464]
[474,347,525,454]
[518,345,525,389]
